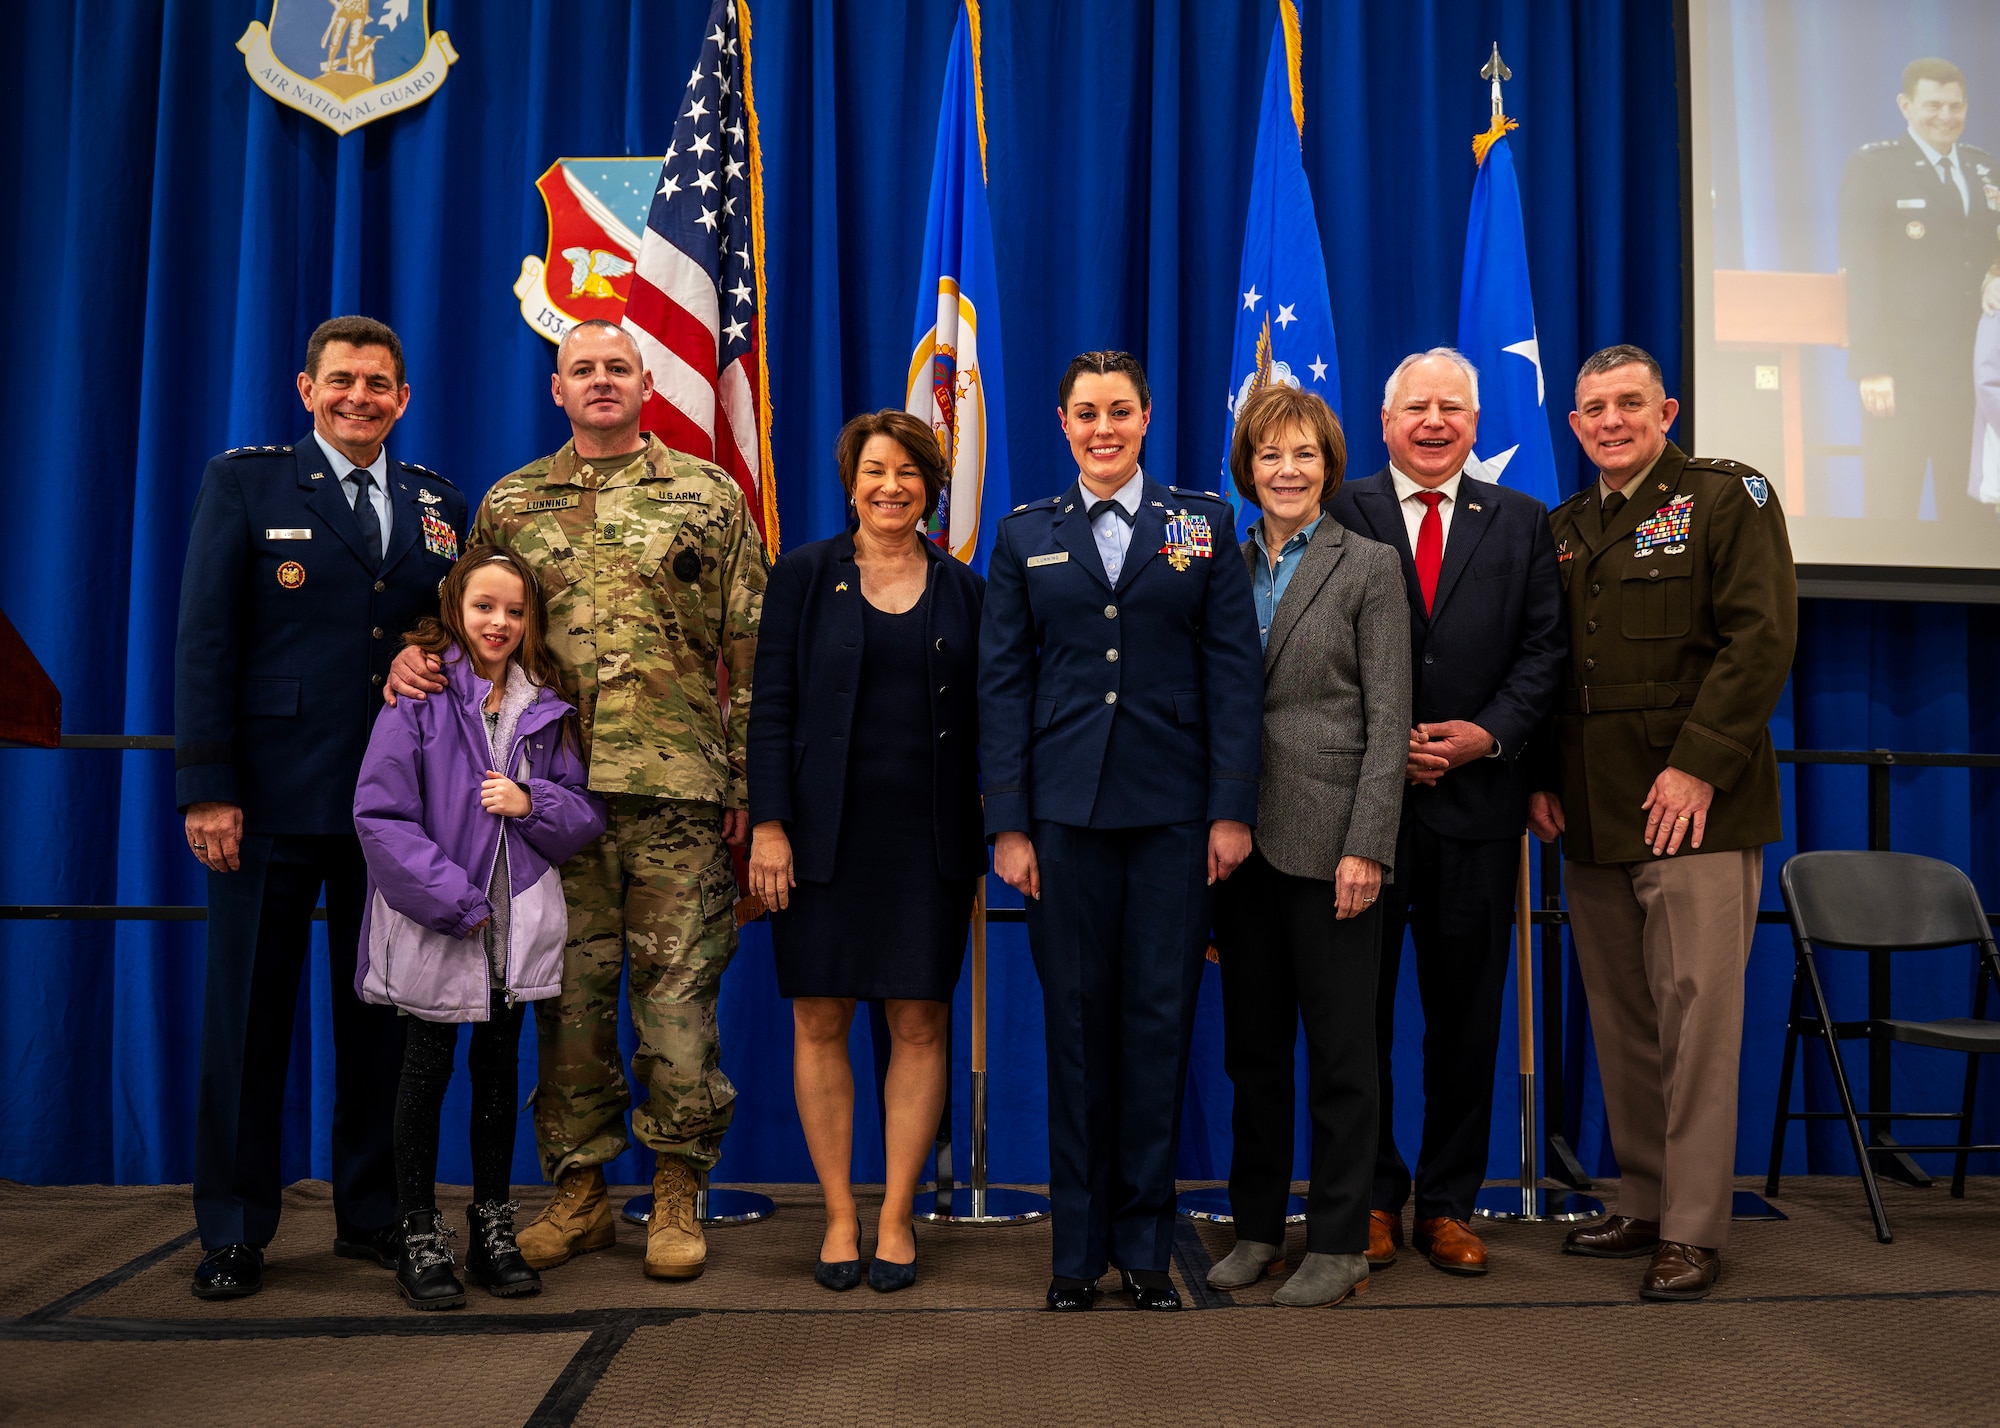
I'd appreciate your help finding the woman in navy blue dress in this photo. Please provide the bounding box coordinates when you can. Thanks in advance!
[746,410,986,1294]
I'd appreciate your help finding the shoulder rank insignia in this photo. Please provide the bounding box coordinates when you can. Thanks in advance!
[1741,473,1769,507]
[1160,511,1213,571]
[1633,494,1693,556]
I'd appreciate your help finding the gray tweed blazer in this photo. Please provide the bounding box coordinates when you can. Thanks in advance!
[1245,516,1411,883]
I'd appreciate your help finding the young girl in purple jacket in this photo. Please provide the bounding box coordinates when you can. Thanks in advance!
[354,546,606,1310]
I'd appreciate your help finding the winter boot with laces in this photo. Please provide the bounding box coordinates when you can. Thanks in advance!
[465,1200,542,1297]
[395,1208,465,1310]
[644,1153,707,1280]
[515,1164,615,1271]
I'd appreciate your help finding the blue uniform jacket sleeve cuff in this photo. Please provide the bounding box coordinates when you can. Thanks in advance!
[176,763,239,813]
[983,790,1030,839]
[1206,776,1260,827]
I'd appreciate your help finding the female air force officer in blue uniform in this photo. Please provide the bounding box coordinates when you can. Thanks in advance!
[980,351,1264,1311]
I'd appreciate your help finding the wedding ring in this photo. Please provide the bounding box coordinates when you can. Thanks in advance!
[191,841,207,850]
[1675,815,1690,823]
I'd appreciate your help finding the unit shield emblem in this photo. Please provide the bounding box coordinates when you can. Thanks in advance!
[237,0,458,135]
[513,159,665,343]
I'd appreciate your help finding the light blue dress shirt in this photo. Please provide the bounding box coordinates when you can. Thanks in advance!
[1248,513,1324,650]
[1086,470,1145,584]
[313,431,393,544]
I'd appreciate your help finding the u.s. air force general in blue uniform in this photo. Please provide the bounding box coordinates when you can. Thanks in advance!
[175,433,467,1255]
[978,475,1263,1285]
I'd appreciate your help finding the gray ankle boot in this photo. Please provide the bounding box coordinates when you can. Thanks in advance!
[1272,1251,1369,1307]
[1206,1238,1284,1289]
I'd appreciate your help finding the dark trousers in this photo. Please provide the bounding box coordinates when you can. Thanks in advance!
[1861,360,1980,523]
[1025,819,1209,1281]
[1372,820,1517,1223]
[193,833,404,1249]
[1213,850,1380,1254]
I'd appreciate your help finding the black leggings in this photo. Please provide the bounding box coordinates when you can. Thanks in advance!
[393,993,526,1217]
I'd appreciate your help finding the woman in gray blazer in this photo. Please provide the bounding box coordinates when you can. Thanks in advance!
[1206,384,1411,1308]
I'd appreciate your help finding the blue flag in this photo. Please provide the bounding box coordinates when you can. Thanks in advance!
[1219,0,1340,537]
[905,0,1010,573]
[1456,130,1559,509]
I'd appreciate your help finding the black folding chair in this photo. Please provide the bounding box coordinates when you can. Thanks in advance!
[1765,850,2000,1242]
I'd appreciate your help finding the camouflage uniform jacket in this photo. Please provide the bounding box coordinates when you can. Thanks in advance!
[473,434,763,807]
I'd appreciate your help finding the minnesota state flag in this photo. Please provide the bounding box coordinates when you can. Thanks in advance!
[906,0,1010,572]
[1457,118,1559,508]
[1219,0,1341,537]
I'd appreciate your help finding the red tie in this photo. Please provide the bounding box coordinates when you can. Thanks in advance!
[1413,490,1446,614]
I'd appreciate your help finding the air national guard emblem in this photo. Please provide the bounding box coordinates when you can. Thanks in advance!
[237,1,457,135]
[1161,511,1214,572]
[513,159,661,343]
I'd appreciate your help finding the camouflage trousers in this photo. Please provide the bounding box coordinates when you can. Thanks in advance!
[534,794,739,1177]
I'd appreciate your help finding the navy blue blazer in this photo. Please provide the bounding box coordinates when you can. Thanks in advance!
[174,434,468,835]
[1328,467,1565,841]
[746,530,987,884]
[979,476,1263,834]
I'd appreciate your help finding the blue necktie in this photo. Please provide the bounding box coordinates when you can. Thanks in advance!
[349,468,383,569]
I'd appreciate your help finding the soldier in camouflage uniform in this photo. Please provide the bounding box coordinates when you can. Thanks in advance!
[388,319,763,1279]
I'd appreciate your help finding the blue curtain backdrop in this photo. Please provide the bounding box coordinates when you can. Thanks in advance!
[2,0,1994,1192]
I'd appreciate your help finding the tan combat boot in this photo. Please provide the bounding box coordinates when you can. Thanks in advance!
[644,1153,707,1280]
[515,1165,614,1271]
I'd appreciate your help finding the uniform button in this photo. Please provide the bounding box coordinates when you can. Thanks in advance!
[373,580,386,593]
[1590,583,1601,596]
[1105,649,1119,662]
[937,685,949,696]
[1587,619,1597,634]
[935,638,948,651]
[371,627,384,640]
[1104,605,1118,619]
[1104,691,1118,705]
[371,674,384,686]
[938,730,948,741]
[1423,653,1435,665]
[1585,657,1597,671]
[1648,568,1659,578]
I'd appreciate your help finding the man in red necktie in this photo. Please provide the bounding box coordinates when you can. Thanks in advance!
[1327,348,1566,1277]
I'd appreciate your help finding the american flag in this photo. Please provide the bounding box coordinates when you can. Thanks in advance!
[622,0,777,554]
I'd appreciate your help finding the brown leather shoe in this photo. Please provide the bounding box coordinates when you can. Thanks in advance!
[1562,1214,1661,1259]
[515,1165,614,1271]
[1639,1241,1720,1301]
[1366,1210,1402,1268]
[1412,1216,1488,1275]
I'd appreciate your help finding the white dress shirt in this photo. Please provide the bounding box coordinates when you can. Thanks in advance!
[314,431,393,543]
[1388,466,1464,550]
[1086,469,1145,584]
[1908,126,1970,216]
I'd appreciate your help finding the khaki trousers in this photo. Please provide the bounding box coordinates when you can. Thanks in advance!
[1564,847,1762,1250]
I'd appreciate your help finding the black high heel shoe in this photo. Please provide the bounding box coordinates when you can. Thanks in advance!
[1118,1268,1182,1311]
[867,1255,916,1293]
[814,1258,865,1292]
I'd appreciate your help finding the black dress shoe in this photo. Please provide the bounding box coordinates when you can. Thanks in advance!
[191,1243,263,1300]
[1118,1268,1182,1312]
[1045,1276,1098,1312]
[334,1222,401,1270]
[814,1259,864,1292]
[868,1256,917,1293]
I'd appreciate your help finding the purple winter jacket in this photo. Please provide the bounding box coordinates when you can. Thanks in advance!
[353,649,606,1022]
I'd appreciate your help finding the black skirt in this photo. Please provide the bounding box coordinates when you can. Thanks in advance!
[771,592,974,1001]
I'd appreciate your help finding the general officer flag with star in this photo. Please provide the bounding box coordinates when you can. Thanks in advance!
[905,0,1011,574]
[1219,0,1340,537]
[1456,123,1560,509]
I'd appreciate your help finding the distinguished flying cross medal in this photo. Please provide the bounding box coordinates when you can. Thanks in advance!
[237,0,458,136]
[1633,494,1693,557]
[1160,511,1213,572]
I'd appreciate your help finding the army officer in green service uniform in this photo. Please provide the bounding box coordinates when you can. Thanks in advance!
[1527,344,1796,1305]
[387,318,764,1283]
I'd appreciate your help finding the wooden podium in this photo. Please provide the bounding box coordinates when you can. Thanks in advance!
[1711,269,1849,514]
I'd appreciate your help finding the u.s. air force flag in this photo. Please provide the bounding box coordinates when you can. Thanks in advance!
[1457,122,1559,508]
[906,0,1010,574]
[1219,0,1341,537]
